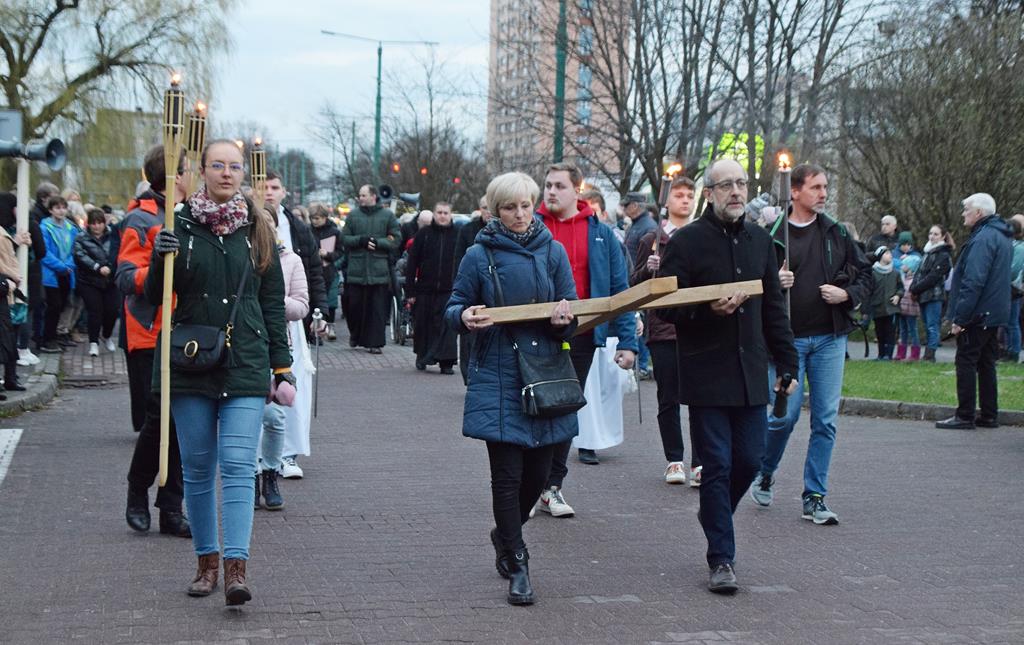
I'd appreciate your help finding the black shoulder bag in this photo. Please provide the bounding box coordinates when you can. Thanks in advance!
[484,246,586,418]
[169,260,252,373]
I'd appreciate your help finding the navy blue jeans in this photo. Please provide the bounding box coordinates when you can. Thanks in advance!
[688,405,767,567]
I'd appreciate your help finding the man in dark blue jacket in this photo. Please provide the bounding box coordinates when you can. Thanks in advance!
[658,158,797,593]
[937,193,1014,429]
[536,162,637,514]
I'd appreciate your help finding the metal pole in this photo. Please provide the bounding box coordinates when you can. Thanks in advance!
[553,0,568,162]
[15,159,30,294]
[374,43,383,182]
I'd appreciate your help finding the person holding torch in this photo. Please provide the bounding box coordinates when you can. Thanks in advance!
[145,139,292,606]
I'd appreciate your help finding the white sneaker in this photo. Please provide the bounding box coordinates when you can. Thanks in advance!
[538,486,574,517]
[689,466,702,488]
[104,337,117,352]
[18,348,40,366]
[665,461,687,485]
[88,342,99,356]
[279,456,304,479]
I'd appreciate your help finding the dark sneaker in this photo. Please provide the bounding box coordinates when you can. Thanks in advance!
[39,341,63,354]
[802,495,839,525]
[708,563,738,594]
[974,417,999,428]
[578,448,599,465]
[936,416,975,430]
[750,472,774,507]
[261,469,284,510]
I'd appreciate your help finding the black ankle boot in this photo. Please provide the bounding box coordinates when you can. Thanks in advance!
[126,488,150,532]
[506,548,534,605]
[261,469,284,510]
[159,510,192,538]
[489,529,510,579]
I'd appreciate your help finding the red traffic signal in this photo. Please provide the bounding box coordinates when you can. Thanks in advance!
[419,167,428,176]
[453,177,461,185]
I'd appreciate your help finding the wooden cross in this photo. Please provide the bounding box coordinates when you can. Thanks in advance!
[484,278,764,336]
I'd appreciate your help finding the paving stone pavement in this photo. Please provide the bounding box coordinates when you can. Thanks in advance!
[1,325,1023,644]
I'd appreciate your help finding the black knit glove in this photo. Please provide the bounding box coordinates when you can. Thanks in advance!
[274,371,297,390]
[154,230,180,256]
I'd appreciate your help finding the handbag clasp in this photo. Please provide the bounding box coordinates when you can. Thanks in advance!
[183,340,199,358]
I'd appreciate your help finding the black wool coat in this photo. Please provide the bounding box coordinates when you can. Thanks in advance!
[405,221,458,295]
[657,206,798,408]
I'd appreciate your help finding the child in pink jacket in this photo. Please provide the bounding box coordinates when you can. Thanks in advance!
[256,217,310,510]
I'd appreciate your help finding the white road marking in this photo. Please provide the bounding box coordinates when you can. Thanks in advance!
[0,428,24,489]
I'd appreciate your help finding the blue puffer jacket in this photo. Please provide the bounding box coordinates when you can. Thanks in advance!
[40,216,78,289]
[948,214,1014,328]
[578,216,638,352]
[445,220,579,448]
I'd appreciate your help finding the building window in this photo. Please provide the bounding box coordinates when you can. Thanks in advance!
[579,26,594,56]
[577,99,591,127]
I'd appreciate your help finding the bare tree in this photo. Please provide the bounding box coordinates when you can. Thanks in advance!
[0,0,234,185]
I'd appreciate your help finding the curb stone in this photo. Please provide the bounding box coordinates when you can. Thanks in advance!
[0,352,61,417]
[797,393,1024,427]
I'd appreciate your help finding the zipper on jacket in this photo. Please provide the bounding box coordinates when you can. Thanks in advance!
[186,235,193,270]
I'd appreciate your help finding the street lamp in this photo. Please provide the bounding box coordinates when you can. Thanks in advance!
[321,30,438,181]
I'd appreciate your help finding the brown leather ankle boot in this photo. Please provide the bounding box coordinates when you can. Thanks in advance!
[186,553,219,597]
[223,558,252,606]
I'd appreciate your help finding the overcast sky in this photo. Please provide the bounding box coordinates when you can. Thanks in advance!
[213,0,490,169]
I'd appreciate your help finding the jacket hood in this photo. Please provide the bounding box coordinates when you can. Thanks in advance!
[536,199,595,223]
[476,215,554,253]
[973,214,1013,237]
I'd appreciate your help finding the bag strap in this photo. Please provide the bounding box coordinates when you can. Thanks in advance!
[485,246,522,351]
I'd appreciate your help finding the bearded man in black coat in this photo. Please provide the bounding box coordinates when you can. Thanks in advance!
[657,159,797,595]
[405,201,459,373]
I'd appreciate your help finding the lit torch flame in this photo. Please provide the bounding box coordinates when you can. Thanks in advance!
[778,152,791,171]
[170,72,182,87]
[195,101,207,115]
[666,162,683,178]
[253,136,263,147]
[234,139,244,150]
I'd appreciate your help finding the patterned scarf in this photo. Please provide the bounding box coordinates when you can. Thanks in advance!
[188,185,249,236]
[491,218,540,247]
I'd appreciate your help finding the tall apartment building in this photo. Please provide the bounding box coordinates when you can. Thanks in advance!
[486,0,623,181]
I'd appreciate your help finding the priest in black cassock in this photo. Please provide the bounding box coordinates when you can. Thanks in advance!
[405,201,459,374]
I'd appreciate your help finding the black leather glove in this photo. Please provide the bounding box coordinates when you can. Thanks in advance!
[274,371,297,390]
[358,235,370,248]
[154,229,180,256]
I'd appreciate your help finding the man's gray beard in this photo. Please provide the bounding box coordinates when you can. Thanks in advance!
[720,206,744,222]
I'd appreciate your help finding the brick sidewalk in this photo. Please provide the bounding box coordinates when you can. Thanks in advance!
[2,325,1023,643]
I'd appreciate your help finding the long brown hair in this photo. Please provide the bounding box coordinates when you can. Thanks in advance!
[248,202,277,274]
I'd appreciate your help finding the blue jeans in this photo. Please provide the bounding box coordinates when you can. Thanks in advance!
[763,334,847,499]
[920,300,943,350]
[258,403,286,473]
[689,405,766,567]
[1008,297,1022,355]
[898,315,920,347]
[171,395,264,560]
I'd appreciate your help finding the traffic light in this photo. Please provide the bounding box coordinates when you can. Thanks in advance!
[391,162,400,175]
[419,166,428,176]
[452,177,461,185]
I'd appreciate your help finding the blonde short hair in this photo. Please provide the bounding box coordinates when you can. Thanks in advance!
[486,172,540,213]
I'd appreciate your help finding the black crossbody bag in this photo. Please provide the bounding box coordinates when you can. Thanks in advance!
[169,260,252,373]
[484,246,586,418]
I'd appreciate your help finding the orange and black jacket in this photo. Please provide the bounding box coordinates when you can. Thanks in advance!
[115,191,167,352]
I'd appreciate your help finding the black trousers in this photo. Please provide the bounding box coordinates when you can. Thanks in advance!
[77,282,119,342]
[689,405,766,567]
[43,275,70,342]
[546,338,595,489]
[873,314,896,358]
[346,283,389,349]
[649,340,700,467]
[412,291,457,366]
[487,441,556,552]
[125,348,184,510]
[955,326,1000,421]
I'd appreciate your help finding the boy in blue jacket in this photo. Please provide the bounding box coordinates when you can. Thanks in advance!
[39,195,78,353]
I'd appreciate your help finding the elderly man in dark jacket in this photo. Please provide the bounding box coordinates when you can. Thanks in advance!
[406,202,459,373]
[936,193,1014,429]
[658,159,797,594]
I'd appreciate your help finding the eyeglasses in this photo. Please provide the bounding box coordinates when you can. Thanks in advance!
[708,179,748,192]
[206,162,245,174]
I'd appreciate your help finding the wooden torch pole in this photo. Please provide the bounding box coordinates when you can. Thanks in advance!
[185,101,207,196]
[251,138,266,212]
[159,73,186,487]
